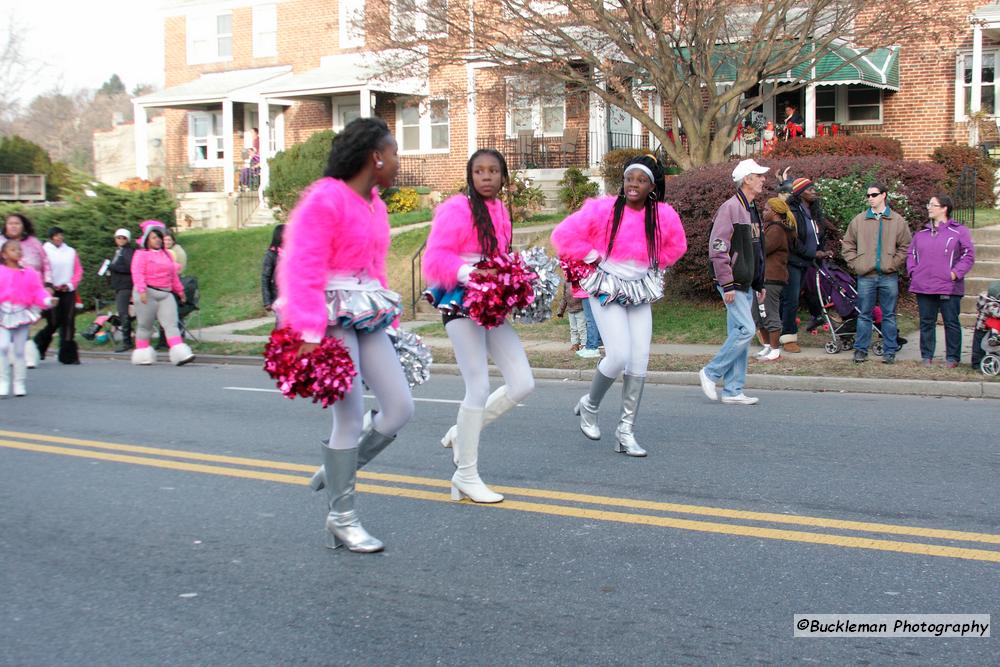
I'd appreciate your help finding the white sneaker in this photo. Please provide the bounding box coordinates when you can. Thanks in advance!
[761,348,781,362]
[698,368,718,401]
[576,348,601,358]
[755,344,772,359]
[721,393,759,405]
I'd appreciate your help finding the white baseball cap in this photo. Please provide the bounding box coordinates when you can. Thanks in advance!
[732,158,770,183]
[114,228,131,239]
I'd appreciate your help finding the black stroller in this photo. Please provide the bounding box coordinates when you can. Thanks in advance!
[177,275,201,342]
[810,260,892,356]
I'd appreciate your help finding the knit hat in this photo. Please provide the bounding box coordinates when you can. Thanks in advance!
[791,177,814,196]
[138,220,167,247]
[767,197,797,231]
[114,228,131,240]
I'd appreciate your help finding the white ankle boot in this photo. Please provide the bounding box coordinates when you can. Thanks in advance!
[451,406,503,503]
[12,359,26,396]
[131,347,156,365]
[169,343,195,366]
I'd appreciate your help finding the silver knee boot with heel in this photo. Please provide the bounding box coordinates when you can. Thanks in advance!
[321,446,384,553]
[573,369,615,440]
[614,373,647,457]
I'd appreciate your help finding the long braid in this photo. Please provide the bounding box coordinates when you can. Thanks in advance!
[466,149,510,256]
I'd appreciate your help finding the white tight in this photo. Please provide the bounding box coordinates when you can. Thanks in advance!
[0,325,30,359]
[589,298,653,377]
[445,318,535,408]
[326,325,415,450]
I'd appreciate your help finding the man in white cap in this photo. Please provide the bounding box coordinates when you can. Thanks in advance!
[109,228,136,352]
[700,159,768,405]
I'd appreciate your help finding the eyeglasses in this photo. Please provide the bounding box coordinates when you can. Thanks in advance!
[927,202,943,208]
[865,192,883,198]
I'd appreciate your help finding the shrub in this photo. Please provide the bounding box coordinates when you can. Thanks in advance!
[507,171,546,223]
[263,129,335,220]
[0,185,177,305]
[382,186,420,213]
[600,148,649,193]
[557,167,599,212]
[931,144,996,207]
[0,134,74,200]
[770,136,904,160]
[662,155,945,297]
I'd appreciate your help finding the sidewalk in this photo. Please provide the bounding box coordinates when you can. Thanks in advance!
[184,317,998,399]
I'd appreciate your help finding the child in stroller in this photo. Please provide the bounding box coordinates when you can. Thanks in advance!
[971,280,1000,376]
[812,259,906,356]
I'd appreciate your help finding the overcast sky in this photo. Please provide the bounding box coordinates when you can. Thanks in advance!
[8,1,165,101]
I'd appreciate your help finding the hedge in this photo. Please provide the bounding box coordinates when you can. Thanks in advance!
[931,144,997,207]
[769,136,904,160]
[662,156,945,297]
[264,129,335,220]
[0,185,177,305]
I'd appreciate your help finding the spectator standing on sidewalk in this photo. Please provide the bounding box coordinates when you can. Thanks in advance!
[699,159,767,406]
[109,228,135,352]
[163,229,187,274]
[261,224,284,319]
[842,183,912,364]
[34,226,83,364]
[557,279,587,351]
[906,194,975,367]
[753,197,794,362]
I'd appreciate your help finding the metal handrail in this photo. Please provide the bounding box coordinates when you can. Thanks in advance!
[410,238,428,315]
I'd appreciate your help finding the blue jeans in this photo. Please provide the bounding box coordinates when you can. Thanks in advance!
[855,273,899,356]
[704,288,755,397]
[916,293,962,362]
[581,298,603,349]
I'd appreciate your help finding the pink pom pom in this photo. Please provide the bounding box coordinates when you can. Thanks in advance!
[560,257,595,287]
[263,327,357,408]
[463,253,537,329]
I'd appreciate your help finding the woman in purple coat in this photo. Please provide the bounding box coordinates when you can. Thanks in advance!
[906,194,975,367]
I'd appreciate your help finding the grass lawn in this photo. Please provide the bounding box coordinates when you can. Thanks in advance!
[389,209,432,227]
[973,207,1000,227]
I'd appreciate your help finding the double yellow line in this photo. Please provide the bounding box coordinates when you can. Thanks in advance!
[2,428,1000,563]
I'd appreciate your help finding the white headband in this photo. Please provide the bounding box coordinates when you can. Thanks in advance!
[623,163,655,183]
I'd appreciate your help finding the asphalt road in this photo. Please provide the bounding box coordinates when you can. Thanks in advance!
[1,360,997,666]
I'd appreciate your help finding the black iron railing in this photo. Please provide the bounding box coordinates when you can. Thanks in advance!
[410,238,427,315]
[397,157,426,187]
[954,165,977,228]
[234,191,260,229]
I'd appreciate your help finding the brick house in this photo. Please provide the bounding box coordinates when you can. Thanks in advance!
[132,0,1000,228]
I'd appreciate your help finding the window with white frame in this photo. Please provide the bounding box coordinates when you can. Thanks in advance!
[340,0,365,48]
[245,107,284,156]
[188,13,233,64]
[396,98,450,153]
[506,80,566,137]
[253,4,277,58]
[809,85,883,126]
[391,0,447,40]
[957,51,999,120]
[189,111,225,166]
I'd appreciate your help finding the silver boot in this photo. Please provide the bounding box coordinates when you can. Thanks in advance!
[309,411,391,491]
[573,369,615,440]
[614,373,647,457]
[322,446,384,553]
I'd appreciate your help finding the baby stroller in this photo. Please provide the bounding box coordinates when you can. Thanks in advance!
[812,259,890,356]
[973,286,1000,376]
[177,275,201,342]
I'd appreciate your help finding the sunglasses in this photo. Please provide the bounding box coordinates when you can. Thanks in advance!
[865,192,883,198]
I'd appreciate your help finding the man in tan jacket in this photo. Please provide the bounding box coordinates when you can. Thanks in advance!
[841,183,912,364]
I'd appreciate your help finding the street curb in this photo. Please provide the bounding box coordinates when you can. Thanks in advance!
[78,351,1000,399]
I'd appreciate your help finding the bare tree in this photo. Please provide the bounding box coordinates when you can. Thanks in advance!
[0,11,43,125]
[366,0,960,169]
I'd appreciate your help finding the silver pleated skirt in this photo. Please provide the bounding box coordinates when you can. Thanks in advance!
[326,287,402,333]
[0,303,42,329]
[580,267,664,307]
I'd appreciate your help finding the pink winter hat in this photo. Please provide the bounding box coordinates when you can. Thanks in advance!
[138,220,167,247]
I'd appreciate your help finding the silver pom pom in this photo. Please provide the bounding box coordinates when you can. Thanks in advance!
[513,246,560,323]
[387,327,433,387]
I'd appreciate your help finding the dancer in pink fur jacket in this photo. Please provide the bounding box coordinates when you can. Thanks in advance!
[422,149,534,504]
[0,239,55,396]
[551,155,687,457]
[281,117,414,554]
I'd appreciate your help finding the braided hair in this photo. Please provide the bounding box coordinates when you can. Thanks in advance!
[466,148,510,257]
[605,154,665,269]
[323,117,393,181]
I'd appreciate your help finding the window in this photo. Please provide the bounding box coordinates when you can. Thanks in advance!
[958,51,998,118]
[189,111,225,165]
[245,107,284,155]
[505,81,566,137]
[815,87,836,123]
[396,99,450,153]
[391,0,447,40]
[846,85,881,122]
[253,4,277,58]
[187,13,233,64]
[339,0,365,48]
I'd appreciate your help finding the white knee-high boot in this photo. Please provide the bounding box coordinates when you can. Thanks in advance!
[24,340,39,368]
[451,406,503,503]
[0,359,9,397]
[12,359,26,396]
[440,386,518,449]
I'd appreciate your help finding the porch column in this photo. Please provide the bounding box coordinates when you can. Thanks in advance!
[359,86,372,117]
[588,87,608,168]
[222,99,235,194]
[805,83,817,138]
[258,98,270,205]
[466,63,478,157]
[133,103,149,180]
[650,92,663,150]
[972,24,983,115]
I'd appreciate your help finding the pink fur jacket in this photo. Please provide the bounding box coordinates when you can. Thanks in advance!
[278,177,391,339]
[551,196,687,268]
[0,265,53,309]
[422,194,513,290]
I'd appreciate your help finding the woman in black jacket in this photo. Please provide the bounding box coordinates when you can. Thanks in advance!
[261,224,284,318]
[110,228,135,352]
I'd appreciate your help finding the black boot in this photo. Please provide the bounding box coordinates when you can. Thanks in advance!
[58,340,81,365]
[115,321,133,353]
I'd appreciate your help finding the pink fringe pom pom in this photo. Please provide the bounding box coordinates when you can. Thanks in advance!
[263,327,357,408]
[463,253,537,329]
[559,257,595,287]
